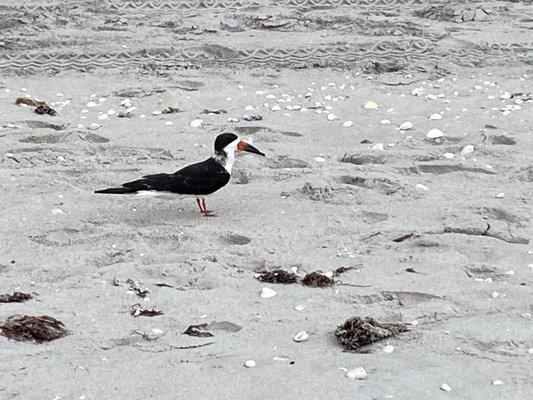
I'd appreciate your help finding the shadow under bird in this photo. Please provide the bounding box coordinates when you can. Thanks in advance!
[95,133,265,217]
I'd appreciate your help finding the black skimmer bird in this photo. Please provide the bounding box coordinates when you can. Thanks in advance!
[95,133,265,216]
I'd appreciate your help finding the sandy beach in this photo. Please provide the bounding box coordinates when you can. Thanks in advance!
[1,1,532,399]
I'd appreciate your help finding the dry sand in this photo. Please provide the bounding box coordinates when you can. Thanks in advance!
[1,1,532,399]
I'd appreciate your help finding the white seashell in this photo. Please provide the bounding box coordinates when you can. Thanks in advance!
[327,113,337,121]
[120,99,132,107]
[164,121,174,126]
[107,109,117,115]
[382,345,394,353]
[244,360,256,368]
[427,128,444,139]
[346,367,367,380]
[86,101,98,108]
[343,121,354,127]
[88,123,101,131]
[245,105,255,111]
[491,291,500,298]
[399,121,412,130]
[324,95,332,101]
[314,157,326,163]
[293,331,309,342]
[51,208,64,215]
[503,270,514,275]
[492,380,504,386]
[294,304,305,311]
[416,183,429,191]
[460,145,474,156]
[190,119,203,128]
[266,94,276,99]
[495,192,505,198]
[260,287,277,299]
[97,114,109,120]
[152,110,161,115]
[255,91,265,95]
[426,94,438,100]
[411,87,424,96]
[227,117,239,122]
[372,143,384,151]
[363,100,378,109]
[443,153,454,159]
[98,97,106,103]
[237,85,244,90]
[440,383,452,392]
[271,105,281,111]
[379,119,390,125]
[429,113,443,120]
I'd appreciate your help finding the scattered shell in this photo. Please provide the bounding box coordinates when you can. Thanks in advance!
[495,192,505,198]
[244,360,256,368]
[429,113,443,120]
[164,121,174,126]
[382,345,394,353]
[293,331,309,342]
[460,145,474,156]
[97,114,109,120]
[88,123,102,131]
[86,101,98,108]
[107,109,117,116]
[327,113,337,121]
[227,117,239,122]
[346,367,367,380]
[443,153,454,159]
[244,105,255,111]
[190,119,203,128]
[399,121,412,130]
[379,119,391,125]
[294,304,305,311]
[363,100,378,109]
[260,288,277,299]
[51,208,64,215]
[492,380,504,386]
[426,128,444,139]
[120,99,132,108]
[416,184,429,191]
[440,383,452,392]
[426,94,438,100]
[343,121,354,127]
[372,143,384,151]
[490,291,500,298]
[314,157,326,163]
[144,328,164,340]
[271,105,281,111]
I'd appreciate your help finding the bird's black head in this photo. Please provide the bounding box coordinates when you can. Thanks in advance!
[214,133,238,153]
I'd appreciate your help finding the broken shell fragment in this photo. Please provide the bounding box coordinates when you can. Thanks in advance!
[427,128,444,139]
[260,287,277,299]
[346,367,367,380]
[293,331,309,342]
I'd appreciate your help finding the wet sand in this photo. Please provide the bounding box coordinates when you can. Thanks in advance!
[1,1,532,399]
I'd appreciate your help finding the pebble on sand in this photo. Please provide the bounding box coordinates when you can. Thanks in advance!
[244,360,256,368]
[260,287,277,299]
[427,128,444,139]
[190,119,203,128]
[460,145,474,156]
[293,331,309,342]
[363,100,378,109]
[382,345,394,353]
[346,367,367,380]
[399,121,412,130]
[440,383,452,392]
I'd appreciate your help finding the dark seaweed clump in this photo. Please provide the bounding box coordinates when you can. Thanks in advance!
[335,316,408,352]
[1,315,68,343]
[0,292,32,303]
[256,269,298,284]
[301,271,334,288]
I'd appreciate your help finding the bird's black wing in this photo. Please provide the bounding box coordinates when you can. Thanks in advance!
[122,158,230,195]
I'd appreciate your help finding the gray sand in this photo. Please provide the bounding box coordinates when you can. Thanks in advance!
[1,1,532,399]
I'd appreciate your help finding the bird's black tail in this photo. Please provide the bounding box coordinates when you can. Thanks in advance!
[95,187,137,194]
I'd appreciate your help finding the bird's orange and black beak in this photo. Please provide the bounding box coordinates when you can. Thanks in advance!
[237,140,265,156]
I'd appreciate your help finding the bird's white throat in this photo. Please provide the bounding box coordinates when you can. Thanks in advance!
[214,140,237,173]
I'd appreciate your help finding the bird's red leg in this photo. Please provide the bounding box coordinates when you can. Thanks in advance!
[201,198,216,217]
[196,198,205,214]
